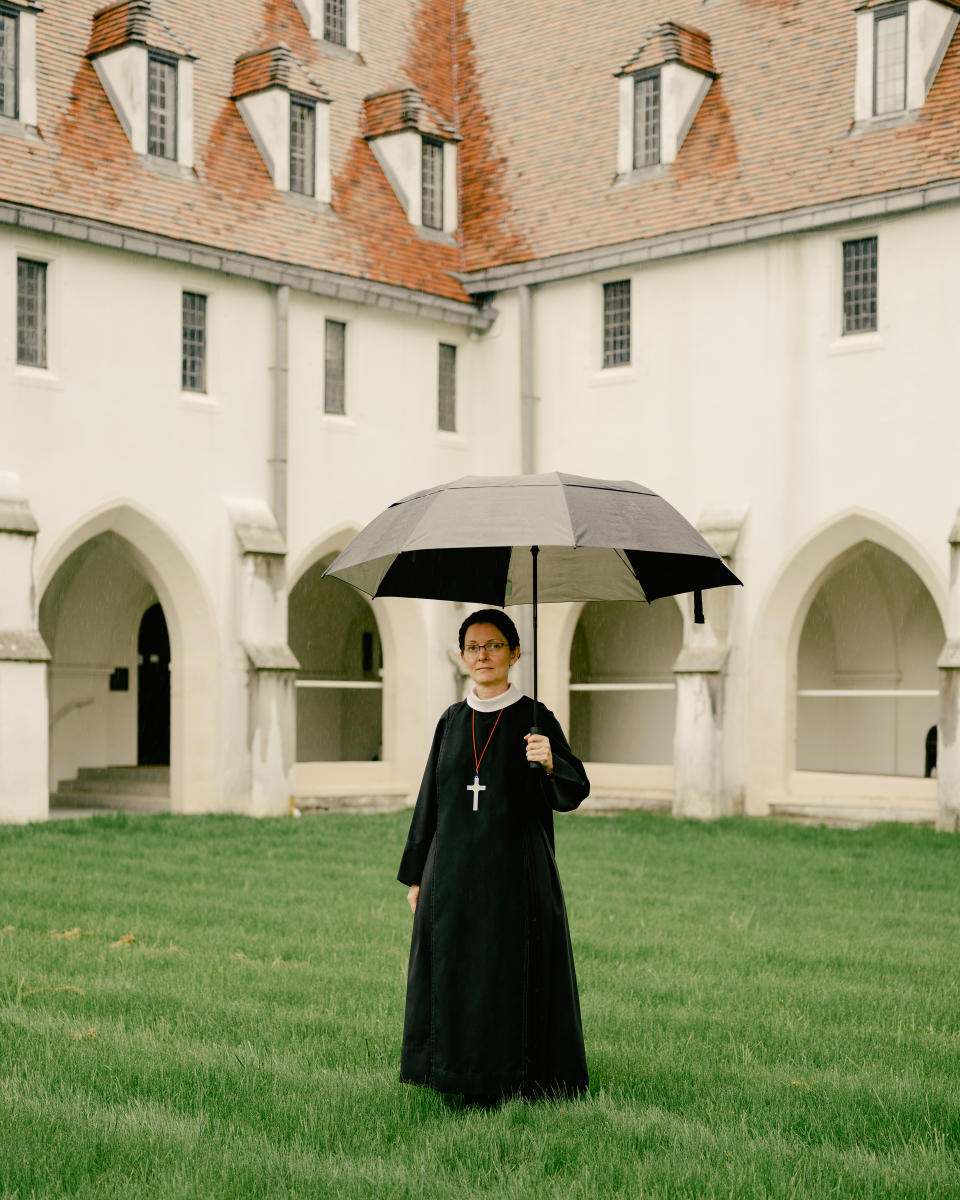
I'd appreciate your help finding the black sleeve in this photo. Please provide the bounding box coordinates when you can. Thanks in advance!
[397,713,446,885]
[538,706,590,813]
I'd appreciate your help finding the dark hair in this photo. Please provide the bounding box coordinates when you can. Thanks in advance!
[458,608,520,652]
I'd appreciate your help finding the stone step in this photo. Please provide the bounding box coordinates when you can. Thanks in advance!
[49,791,170,814]
[60,767,170,796]
[77,765,170,785]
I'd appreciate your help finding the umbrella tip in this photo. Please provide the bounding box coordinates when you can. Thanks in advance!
[694,590,704,624]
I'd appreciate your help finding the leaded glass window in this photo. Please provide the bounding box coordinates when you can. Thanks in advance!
[0,7,18,120]
[421,138,443,230]
[181,292,206,392]
[17,258,46,367]
[438,343,456,432]
[148,54,177,160]
[873,6,907,116]
[323,0,346,46]
[603,280,631,368]
[842,237,878,335]
[290,97,316,196]
[633,72,660,169]
[324,319,346,414]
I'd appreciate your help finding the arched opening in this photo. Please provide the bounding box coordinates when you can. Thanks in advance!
[569,599,682,764]
[137,603,171,766]
[796,542,944,777]
[288,553,384,762]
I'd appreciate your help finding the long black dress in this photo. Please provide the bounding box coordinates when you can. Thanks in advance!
[397,687,590,1099]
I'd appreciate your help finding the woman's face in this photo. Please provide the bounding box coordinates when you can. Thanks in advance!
[461,622,520,695]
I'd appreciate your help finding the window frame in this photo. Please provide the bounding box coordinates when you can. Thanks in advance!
[147,51,178,161]
[289,94,317,197]
[16,256,47,368]
[421,137,444,231]
[602,279,632,369]
[324,318,346,415]
[632,69,661,170]
[438,342,457,432]
[323,0,347,47]
[841,236,878,336]
[872,3,908,117]
[0,4,19,121]
[181,290,207,393]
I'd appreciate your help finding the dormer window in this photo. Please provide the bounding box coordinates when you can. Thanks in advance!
[616,22,716,177]
[364,88,459,235]
[0,0,40,129]
[855,0,959,122]
[294,0,358,53]
[232,47,330,202]
[88,1,195,168]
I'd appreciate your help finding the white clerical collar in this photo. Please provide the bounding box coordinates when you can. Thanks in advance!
[466,683,523,712]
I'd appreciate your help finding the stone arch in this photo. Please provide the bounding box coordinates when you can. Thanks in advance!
[748,508,947,813]
[38,502,221,814]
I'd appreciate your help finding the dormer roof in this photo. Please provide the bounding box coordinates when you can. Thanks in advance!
[232,45,329,102]
[855,0,960,9]
[617,21,717,78]
[363,87,459,142]
[88,0,193,60]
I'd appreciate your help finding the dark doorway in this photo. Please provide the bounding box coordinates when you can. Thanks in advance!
[138,603,171,766]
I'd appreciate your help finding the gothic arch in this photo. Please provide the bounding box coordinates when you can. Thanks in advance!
[38,501,222,813]
[747,508,947,813]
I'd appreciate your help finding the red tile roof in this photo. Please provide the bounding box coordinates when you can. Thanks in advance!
[618,21,717,79]
[88,0,192,60]
[363,87,457,140]
[232,44,328,101]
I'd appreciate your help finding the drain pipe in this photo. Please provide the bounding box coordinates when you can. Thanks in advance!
[271,285,290,536]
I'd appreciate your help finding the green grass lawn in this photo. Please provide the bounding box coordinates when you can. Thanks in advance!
[1,810,959,1200]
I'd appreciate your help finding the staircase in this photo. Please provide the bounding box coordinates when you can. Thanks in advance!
[50,766,171,814]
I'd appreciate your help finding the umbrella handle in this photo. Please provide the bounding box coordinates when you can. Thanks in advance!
[528,725,542,771]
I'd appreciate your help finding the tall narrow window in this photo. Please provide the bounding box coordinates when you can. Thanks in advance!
[633,72,661,169]
[289,97,316,196]
[873,6,907,116]
[438,343,457,432]
[323,0,346,46]
[842,237,878,335]
[0,7,18,120]
[421,138,443,230]
[17,258,46,367]
[181,291,206,392]
[324,319,346,414]
[148,54,177,160]
[603,280,631,368]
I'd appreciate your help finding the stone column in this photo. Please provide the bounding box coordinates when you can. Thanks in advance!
[226,499,299,817]
[0,475,50,824]
[936,511,960,832]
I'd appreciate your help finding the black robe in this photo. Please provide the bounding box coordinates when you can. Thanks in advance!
[397,692,590,1099]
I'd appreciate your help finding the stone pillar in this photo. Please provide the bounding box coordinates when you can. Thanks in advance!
[226,499,299,817]
[0,475,50,824]
[936,511,960,832]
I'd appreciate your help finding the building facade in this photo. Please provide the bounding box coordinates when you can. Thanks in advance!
[2,0,960,827]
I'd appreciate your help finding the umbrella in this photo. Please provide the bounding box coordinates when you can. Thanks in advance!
[323,472,741,742]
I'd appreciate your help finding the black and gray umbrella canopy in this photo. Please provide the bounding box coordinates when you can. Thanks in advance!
[323,472,741,608]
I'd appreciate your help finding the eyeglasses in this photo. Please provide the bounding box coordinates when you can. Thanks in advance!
[463,641,509,657]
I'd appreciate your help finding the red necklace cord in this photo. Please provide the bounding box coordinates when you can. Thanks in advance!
[472,706,504,775]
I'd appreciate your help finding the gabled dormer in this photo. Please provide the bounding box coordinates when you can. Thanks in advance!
[615,21,717,176]
[854,0,960,122]
[0,0,42,130]
[294,0,359,54]
[88,0,195,168]
[363,88,459,235]
[233,46,331,202]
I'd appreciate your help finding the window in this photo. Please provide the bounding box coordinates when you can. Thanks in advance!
[290,97,316,196]
[181,291,206,392]
[603,280,631,367]
[421,138,443,230]
[633,72,661,169]
[148,54,177,160]
[438,343,456,432]
[842,237,878,335]
[0,6,17,119]
[17,258,46,367]
[323,0,346,46]
[324,319,345,414]
[874,6,907,116]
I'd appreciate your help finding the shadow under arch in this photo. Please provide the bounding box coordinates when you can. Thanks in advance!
[38,501,222,814]
[747,508,947,814]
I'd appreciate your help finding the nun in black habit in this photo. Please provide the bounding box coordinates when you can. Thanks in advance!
[397,608,590,1102]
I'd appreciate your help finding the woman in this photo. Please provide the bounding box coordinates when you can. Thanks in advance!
[397,608,590,1102]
